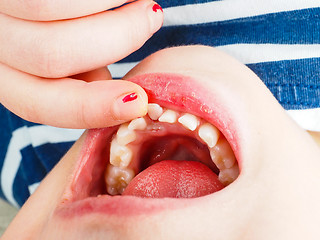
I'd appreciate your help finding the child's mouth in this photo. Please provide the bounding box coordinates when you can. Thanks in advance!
[106,102,238,197]
[57,73,242,216]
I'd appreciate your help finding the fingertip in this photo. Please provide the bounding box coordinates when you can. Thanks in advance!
[80,80,148,128]
[111,84,148,123]
[147,1,164,33]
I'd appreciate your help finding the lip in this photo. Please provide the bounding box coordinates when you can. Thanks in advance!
[55,72,244,218]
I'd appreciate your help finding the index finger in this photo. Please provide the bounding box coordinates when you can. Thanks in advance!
[0,0,130,21]
[0,62,148,129]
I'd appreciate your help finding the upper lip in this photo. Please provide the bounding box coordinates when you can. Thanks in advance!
[56,72,245,216]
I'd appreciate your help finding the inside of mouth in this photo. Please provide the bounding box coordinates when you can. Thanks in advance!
[77,103,239,200]
[97,103,240,199]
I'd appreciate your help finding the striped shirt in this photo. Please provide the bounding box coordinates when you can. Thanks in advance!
[1,0,320,207]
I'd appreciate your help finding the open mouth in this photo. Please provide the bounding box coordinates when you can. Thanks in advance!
[106,103,238,197]
[59,73,241,215]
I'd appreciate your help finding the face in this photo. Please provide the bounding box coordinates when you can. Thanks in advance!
[3,46,320,240]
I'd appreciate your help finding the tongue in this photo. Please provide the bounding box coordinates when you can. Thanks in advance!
[122,160,224,198]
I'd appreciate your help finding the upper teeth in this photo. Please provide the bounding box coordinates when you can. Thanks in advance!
[110,138,133,168]
[178,113,200,131]
[105,165,135,195]
[158,109,178,123]
[128,117,147,131]
[105,103,239,195]
[147,103,163,120]
[116,123,136,145]
[198,123,220,148]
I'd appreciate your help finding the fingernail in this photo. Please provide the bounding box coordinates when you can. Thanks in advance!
[122,93,138,103]
[152,3,163,13]
[148,2,164,32]
[113,92,148,121]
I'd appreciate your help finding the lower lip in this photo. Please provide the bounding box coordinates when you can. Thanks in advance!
[57,73,239,218]
[55,195,202,218]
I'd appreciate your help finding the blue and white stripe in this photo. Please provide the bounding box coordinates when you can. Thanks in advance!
[0,122,83,206]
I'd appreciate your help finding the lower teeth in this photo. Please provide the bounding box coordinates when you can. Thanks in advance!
[105,103,240,196]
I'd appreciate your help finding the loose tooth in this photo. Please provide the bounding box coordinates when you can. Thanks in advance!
[218,165,239,186]
[128,117,147,131]
[110,139,133,168]
[198,123,220,148]
[148,103,163,120]
[158,109,178,123]
[116,123,136,145]
[178,113,199,131]
[105,165,135,195]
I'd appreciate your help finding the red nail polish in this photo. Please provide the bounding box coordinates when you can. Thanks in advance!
[152,3,163,13]
[122,93,138,103]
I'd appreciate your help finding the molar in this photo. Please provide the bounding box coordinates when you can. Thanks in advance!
[110,139,133,168]
[209,137,235,170]
[105,165,135,195]
[178,113,200,131]
[218,165,239,186]
[209,150,225,170]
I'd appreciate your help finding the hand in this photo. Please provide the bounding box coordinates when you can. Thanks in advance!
[0,0,163,128]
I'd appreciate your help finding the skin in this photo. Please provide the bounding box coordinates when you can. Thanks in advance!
[0,0,163,128]
[2,46,320,240]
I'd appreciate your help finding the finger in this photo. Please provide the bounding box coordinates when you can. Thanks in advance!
[0,0,163,78]
[72,67,112,82]
[0,62,148,129]
[0,0,129,21]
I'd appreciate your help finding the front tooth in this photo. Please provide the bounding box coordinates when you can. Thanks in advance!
[105,165,135,195]
[198,123,220,148]
[178,113,199,131]
[218,165,239,186]
[158,109,178,123]
[148,103,163,120]
[110,139,133,168]
[128,117,147,131]
[116,123,136,145]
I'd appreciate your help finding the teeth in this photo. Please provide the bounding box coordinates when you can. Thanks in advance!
[218,165,239,186]
[158,109,178,123]
[178,113,200,131]
[110,139,133,168]
[105,165,135,195]
[209,150,225,170]
[209,138,236,170]
[106,104,240,194]
[223,154,236,169]
[116,123,136,145]
[128,117,147,131]
[198,123,220,148]
[148,103,163,120]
